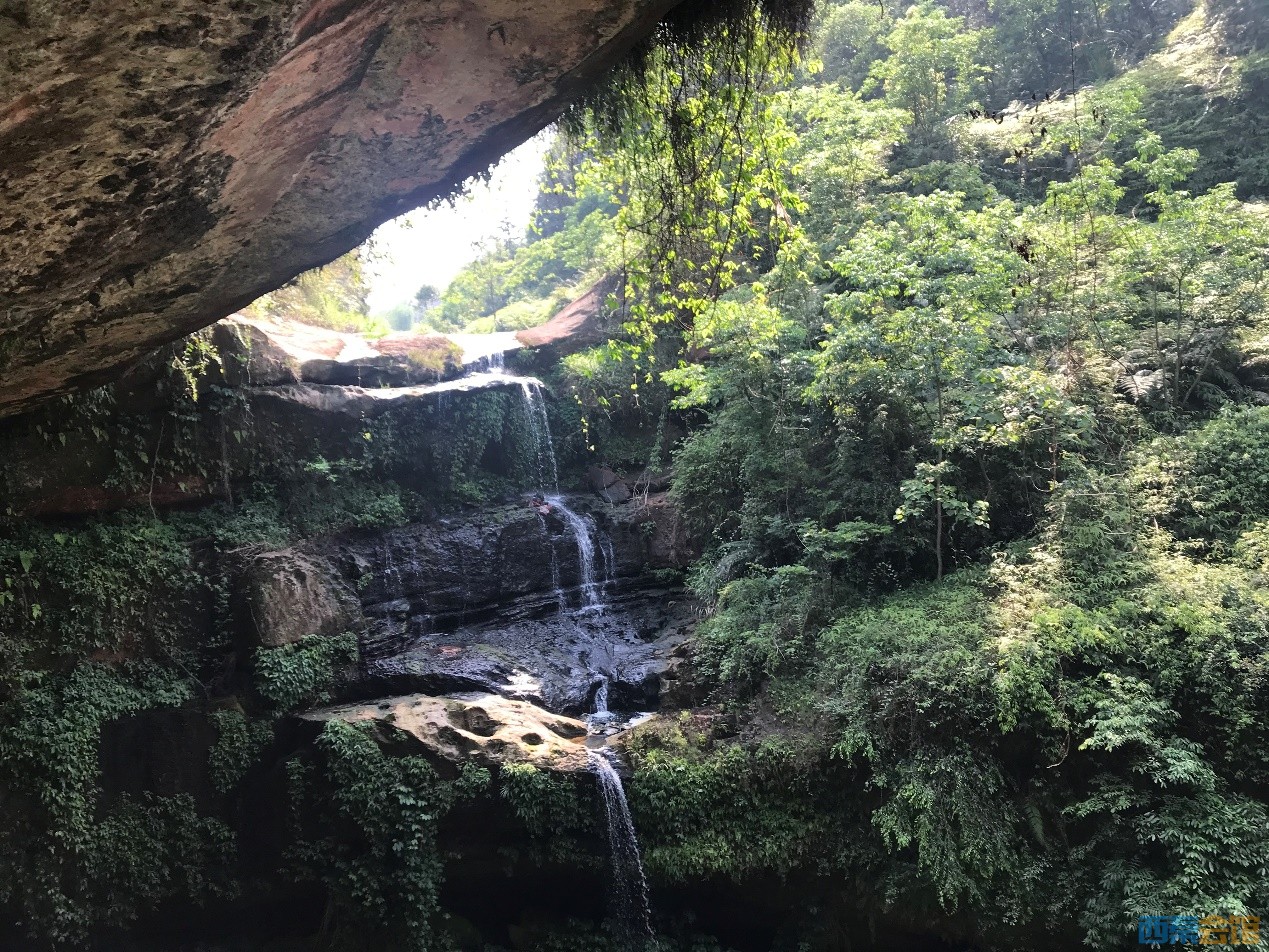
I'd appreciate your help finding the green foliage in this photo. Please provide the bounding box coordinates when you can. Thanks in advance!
[628,734,839,882]
[983,0,1188,97]
[286,721,463,951]
[568,2,1269,948]
[283,459,411,535]
[421,387,535,505]
[866,4,989,144]
[246,249,388,335]
[0,512,200,678]
[0,664,235,944]
[499,762,591,841]
[692,565,822,687]
[208,708,275,794]
[430,176,617,333]
[815,1,889,89]
[1135,407,1269,548]
[254,633,358,711]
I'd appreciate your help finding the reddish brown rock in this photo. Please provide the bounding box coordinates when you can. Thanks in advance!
[0,0,679,418]
[516,273,622,352]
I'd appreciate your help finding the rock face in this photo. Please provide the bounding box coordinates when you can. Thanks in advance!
[304,692,593,773]
[0,313,531,516]
[309,492,695,715]
[237,548,364,648]
[216,314,467,388]
[0,0,681,418]
[515,273,623,356]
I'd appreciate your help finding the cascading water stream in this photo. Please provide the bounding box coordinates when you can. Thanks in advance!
[423,337,658,940]
[587,747,654,945]
[550,496,602,609]
[518,382,560,493]
[437,346,612,611]
[599,533,617,597]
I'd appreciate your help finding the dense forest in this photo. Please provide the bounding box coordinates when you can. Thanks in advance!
[1,0,1267,949]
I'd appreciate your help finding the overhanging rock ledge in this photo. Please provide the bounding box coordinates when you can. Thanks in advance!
[0,0,681,417]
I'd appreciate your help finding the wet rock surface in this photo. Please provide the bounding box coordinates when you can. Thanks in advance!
[357,588,694,716]
[330,492,695,717]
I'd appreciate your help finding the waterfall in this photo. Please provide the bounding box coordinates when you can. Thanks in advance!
[439,344,616,615]
[588,676,616,732]
[550,496,602,609]
[519,382,560,493]
[599,533,617,596]
[588,748,653,945]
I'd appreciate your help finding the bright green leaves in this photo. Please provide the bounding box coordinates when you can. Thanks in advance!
[816,191,1086,575]
[1133,406,1269,547]
[783,85,908,249]
[253,633,358,712]
[865,2,990,143]
[894,460,990,528]
[573,15,805,364]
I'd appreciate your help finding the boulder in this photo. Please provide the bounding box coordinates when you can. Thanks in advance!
[210,319,303,388]
[217,316,466,387]
[237,548,364,649]
[587,464,632,504]
[355,588,694,715]
[302,692,592,773]
[516,274,623,358]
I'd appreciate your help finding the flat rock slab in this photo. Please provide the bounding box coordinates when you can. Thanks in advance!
[303,691,591,772]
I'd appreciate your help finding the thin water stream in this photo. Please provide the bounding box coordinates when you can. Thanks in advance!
[431,340,656,941]
[588,747,654,944]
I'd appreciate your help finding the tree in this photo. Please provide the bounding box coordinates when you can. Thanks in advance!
[866,3,989,144]
[413,284,440,314]
[1119,136,1269,412]
[814,192,1085,578]
[816,0,890,90]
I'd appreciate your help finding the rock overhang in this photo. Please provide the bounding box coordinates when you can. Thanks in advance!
[0,0,685,417]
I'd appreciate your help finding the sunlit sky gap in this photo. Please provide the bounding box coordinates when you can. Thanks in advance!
[364,133,551,314]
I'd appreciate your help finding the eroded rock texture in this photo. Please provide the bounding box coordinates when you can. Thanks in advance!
[0,0,678,417]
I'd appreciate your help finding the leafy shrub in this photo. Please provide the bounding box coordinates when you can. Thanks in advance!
[0,513,199,675]
[0,664,234,943]
[254,633,358,711]
[208,708,275,793]
[1135,407,1269,548]
[286,721,462,951]
[500,762,589,837]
